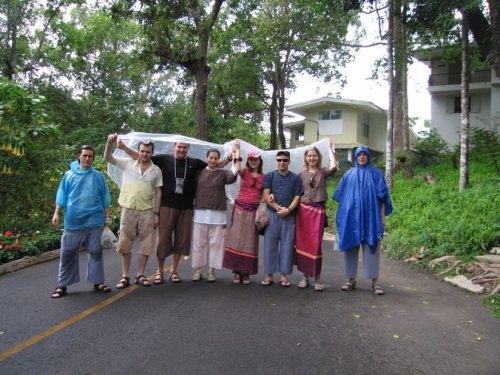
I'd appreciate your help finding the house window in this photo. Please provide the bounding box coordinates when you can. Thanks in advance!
[294,130,304,142]
[451,96,480,113]
[362,113,369,137]
[318,110,343,120]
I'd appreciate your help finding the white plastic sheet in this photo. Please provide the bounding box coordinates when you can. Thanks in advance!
[107,132,332,202]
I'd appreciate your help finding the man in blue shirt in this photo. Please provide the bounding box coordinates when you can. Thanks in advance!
[51,145,111,298]
[261,150,303,287]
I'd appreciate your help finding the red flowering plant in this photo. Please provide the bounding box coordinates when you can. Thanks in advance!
[0,230,23,264]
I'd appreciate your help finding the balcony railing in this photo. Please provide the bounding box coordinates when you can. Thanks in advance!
[429,69,491,86]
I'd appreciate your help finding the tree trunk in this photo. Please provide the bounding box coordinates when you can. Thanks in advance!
[392,0,403,152]
[459,11,470,192]
[276,69,287,149]
[385,0,395,189]
[269,80,278,150]
[488,0,500,78]
[193,58,210,140]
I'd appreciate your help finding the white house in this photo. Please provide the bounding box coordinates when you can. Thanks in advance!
[415,48,500,146]
[284,96,417,165]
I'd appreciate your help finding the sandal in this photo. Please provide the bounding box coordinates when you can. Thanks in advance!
[241,275,251,285]
[192,271,202,282]
[207,272,216,283]
[298,278,309,289]
[279,280,291,288]
[51,286,67,299]
[340,280,356,292]
[94,284,111,293]
[116,277,130,289]
[233,273,242,284]
[135,275,151,287]
[153,271,164,285]
[261,278,274,286]
[372,284,385,295]
[169,272,181,284]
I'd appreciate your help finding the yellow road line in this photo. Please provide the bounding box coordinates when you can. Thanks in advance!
[0,284,139,362]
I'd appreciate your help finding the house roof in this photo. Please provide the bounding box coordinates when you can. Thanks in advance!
[286,96,386,116]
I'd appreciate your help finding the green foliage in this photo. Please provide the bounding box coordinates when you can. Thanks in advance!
[483,294,500,318]
[0,229,61,265]
[0,79,60,232]
[408,129,450,167]
[469,128,500,173]
[384,161,500,260]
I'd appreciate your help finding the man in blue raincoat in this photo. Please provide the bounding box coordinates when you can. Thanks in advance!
[50,145,111,298]
[333,145,392,295]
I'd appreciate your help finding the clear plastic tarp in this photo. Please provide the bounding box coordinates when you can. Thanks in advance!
[107,132,333,203]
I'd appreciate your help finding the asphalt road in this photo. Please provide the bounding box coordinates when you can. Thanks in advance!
[0,237,499,375]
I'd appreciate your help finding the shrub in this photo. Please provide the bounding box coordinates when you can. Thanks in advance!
[409,130,450,168]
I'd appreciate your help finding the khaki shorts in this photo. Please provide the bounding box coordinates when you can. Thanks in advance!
[156,206,193,258]
[117,208,155,256]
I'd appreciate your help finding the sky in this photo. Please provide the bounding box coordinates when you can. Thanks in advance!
[287,12,432,132]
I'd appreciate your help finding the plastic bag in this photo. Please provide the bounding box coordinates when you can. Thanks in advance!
[101,225,117,251]
[255,201,269,232]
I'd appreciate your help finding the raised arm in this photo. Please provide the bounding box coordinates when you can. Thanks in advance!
[117,137,139,160]
[104,133,118,165]
[326,138,337,173]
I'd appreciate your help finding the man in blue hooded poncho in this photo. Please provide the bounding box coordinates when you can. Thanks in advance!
[333,145,392,295]
[50,145,111,298]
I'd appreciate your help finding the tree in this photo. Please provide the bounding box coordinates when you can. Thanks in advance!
[1,0,71,81]
[385,0,395,188]
[115,0,227,141]
[0,78,59,230]
[248,0,358,149]
[459,11,470,192]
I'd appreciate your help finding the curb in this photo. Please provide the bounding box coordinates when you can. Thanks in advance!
[0,249,60,276]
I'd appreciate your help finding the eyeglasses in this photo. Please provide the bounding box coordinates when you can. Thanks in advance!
[309,177,314,188]
[276,159,289,163]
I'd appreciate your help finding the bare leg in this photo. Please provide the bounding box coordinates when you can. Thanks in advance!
[121,253,132,278]
[137,254,149,277]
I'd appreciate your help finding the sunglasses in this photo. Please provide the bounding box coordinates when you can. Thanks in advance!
[309,177,314,188]
[276,159,289,163]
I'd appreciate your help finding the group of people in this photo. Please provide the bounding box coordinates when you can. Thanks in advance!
[50,135,392,299]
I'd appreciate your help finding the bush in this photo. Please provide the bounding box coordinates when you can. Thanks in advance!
[409,130,450,168]
[384,160,500,260]
[0,229,61,265]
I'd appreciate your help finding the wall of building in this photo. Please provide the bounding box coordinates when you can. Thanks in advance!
[431,92,493,146]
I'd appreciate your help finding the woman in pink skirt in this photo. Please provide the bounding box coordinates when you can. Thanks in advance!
[295,139,337,291]
[223,147,264,285]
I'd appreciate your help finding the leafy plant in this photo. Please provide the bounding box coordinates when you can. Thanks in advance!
[408,129,450,168]
[483,294,500,318]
